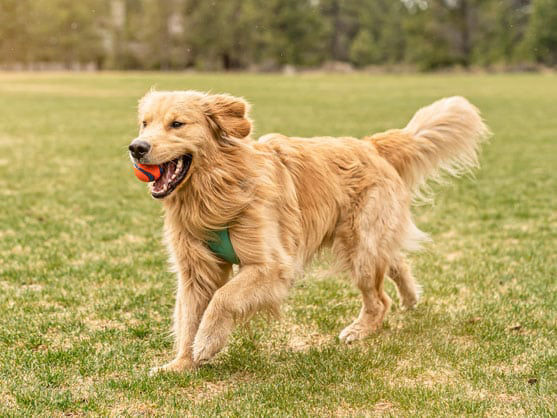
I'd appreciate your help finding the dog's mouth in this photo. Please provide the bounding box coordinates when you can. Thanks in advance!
[151,154,192,199]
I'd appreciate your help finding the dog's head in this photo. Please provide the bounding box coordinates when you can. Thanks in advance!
[129,90,252,199]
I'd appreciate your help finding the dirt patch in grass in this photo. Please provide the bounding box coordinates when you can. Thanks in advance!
[83,318,127,332]
[286,323,332,352]
[110,399,158,416]
[395,360,458,389]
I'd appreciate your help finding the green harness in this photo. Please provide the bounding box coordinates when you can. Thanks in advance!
[207,228,240,264]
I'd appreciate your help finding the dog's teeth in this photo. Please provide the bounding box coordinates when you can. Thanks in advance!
[177,159,182,169]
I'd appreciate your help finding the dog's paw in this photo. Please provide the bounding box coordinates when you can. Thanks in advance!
[339,321,375,344]
[193,313,233,364]
[192,335,225,365]
[149,358,193,376]
[400,296,418,310]
[400,284,421,309]
[400,294,420,310]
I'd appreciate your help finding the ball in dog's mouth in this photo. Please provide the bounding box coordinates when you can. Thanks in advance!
[151,154,192,199]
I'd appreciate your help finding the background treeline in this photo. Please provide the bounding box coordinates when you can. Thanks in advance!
[1,0,556,71]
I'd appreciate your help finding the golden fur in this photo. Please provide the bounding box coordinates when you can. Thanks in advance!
[130,91,489,373]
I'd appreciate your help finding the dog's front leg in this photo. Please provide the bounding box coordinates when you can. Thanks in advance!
[192,264,289,364]
[150,263,230,374]
[149,278,210,374]
[151,286,210,374]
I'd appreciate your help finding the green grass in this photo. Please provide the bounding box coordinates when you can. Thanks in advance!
[0,72,555,416]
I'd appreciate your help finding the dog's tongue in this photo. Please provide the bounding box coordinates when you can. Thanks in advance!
[153,160,177,192]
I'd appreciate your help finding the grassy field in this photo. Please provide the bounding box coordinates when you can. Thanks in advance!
[0,72,555,416]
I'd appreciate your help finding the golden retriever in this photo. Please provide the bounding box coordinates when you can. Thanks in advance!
[128,91,489,373]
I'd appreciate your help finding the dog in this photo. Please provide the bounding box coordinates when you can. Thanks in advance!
[128,91,489,373]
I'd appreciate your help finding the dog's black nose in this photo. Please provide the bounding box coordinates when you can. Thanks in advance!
[129,140,151,159]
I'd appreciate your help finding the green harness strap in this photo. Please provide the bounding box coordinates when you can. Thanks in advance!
[207,228,240,264]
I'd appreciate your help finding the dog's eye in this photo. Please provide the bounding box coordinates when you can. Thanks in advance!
[171,121,185,129]
[142,121,147,128]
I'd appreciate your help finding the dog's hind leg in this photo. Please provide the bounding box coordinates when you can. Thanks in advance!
[192,264,291,364]
[335,223,392,343]
[339,259,391,343]
[336,185,409,343]
[388,254,420,309]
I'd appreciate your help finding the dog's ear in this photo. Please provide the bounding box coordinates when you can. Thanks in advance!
[203,94,252,140]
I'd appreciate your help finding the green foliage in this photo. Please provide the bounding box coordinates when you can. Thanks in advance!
[0,0,106,68]
[259,0,329,67]
[0,0,556,70]
[33,0,106,67]
[404,3,456,70]
[348,0,407,67]
[524,0,557,65]
[183,0,261,70]
[349,30,380,67]
[0,0,32,63]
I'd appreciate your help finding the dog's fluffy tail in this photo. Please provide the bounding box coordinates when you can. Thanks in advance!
[369,96,490,198]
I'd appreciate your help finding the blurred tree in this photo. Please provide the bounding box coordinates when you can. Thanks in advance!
[183,0,261,70]
[350,29,380,66]
[32,0,106,68]
[0,0,106,68]
[104,0,127,69]
[404,1,455,70]
[0,0,555,70]
[0,0,34,65]
[472,0,530,66]
[378,1,408,64]
[140,0,175,70]
[351,0,407,66]
[260,0,328,67]
[319,0,362,62]
[523,0,557,65]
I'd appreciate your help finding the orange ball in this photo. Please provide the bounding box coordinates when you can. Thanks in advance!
[133,163,162,182]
